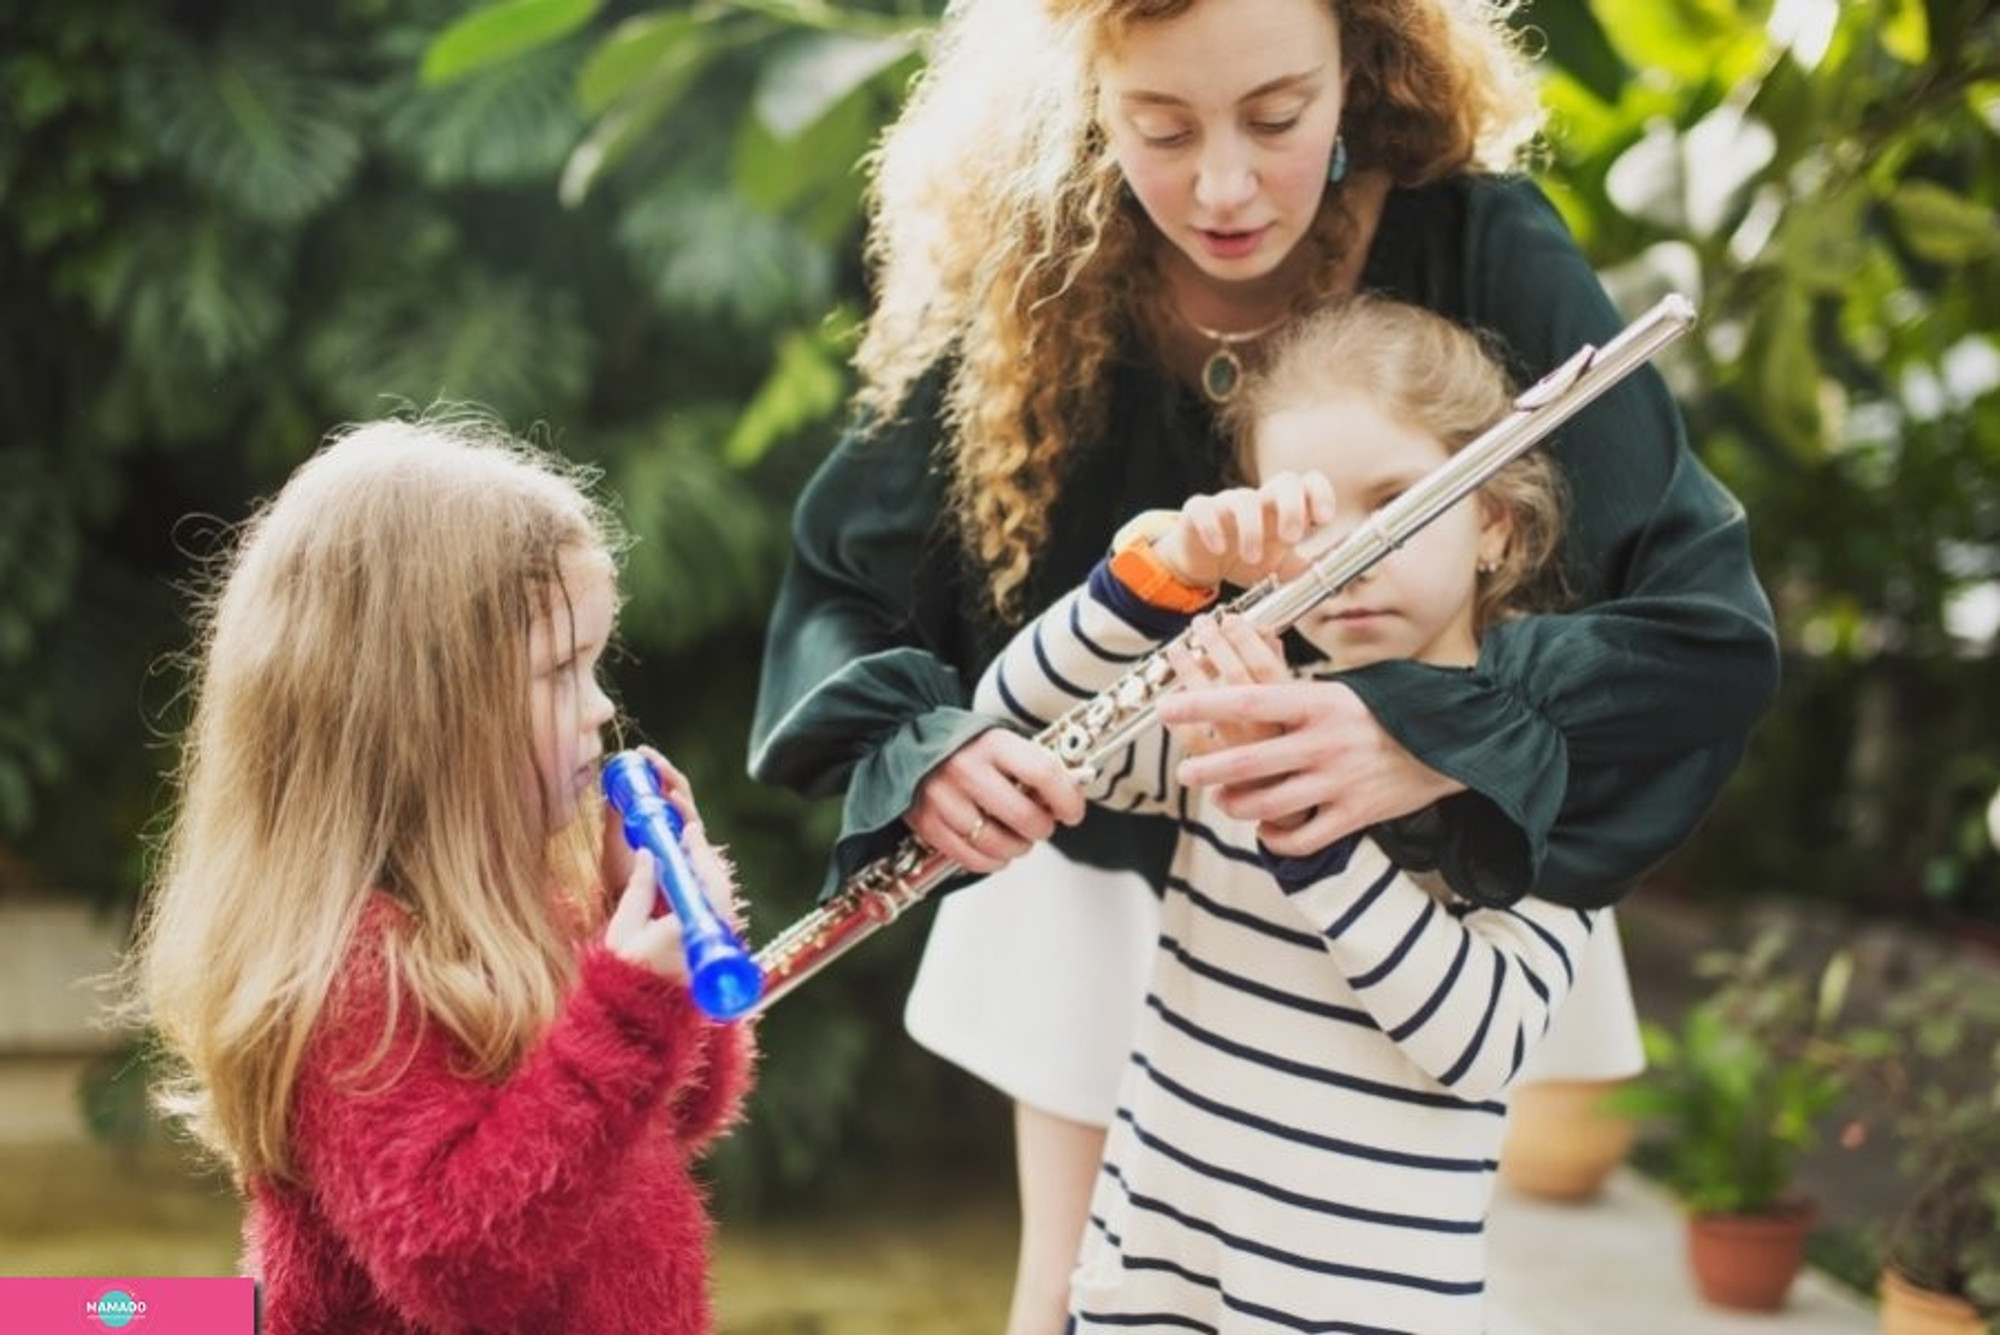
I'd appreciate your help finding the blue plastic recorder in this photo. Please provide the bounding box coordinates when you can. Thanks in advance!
[600,751,764,1020]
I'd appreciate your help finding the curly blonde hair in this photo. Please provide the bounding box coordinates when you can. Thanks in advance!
[856,0,1542,621]
[1227,293,1568,631]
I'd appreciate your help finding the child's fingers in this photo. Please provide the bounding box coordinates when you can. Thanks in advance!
[607,850,688,980]
[1165,638,1211,687]
[1303,470,1338,524]
[630,747,741,923]
[1215,489,1269,566]
[607,849,699,978]
[1189,614,1258,685]
[1179,493,1231,560]
[610,850,658,935]
[638,745,703,824]
[1258,472,1314,546]
[1215,614,1290,682]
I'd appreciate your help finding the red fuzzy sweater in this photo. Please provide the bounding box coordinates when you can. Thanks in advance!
[244,900,756,1334]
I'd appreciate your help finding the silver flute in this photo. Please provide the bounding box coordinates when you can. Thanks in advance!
[747,293,1698,1015]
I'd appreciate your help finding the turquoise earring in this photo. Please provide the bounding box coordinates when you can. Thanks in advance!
[1328,135,1349,185]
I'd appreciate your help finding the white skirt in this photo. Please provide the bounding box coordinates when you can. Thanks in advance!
[904,844,1642,1125]
[903,841,1160,1124]
[1518,907,1646,1081]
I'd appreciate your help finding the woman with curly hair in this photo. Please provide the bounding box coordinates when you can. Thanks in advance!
[751,0,1774,1328]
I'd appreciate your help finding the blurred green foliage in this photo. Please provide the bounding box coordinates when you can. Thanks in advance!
[1,0,1995,1209]
[1613,928,1865,1215]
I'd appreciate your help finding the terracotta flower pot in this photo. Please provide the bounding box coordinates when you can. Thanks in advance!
[1684,1198,1817,1312]
[1878,1267,1987,1335]
[1499,1078,1637,1202]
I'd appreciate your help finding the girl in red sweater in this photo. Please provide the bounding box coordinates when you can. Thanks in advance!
[128,415,756,1334]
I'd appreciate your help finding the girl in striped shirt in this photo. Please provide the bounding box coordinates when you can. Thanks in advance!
[976,295,1594,1333]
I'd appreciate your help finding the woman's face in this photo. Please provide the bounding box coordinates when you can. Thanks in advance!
[1096,0,1345,287]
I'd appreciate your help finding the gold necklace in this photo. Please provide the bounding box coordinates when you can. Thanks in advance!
[1178,306,1288,403]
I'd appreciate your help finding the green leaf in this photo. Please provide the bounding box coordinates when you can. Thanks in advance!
[560,28,738,206]
[1741,51,1818,177]
[383,36,588,186]
[1523,0,1629,104]
[752,28,921,140]
[724,321,855,466]
[9,52,78,128]
[1887,181,2000,266]
[1588,0,1760,84]
[576,11,712,114]
[734,69,886,243]
[420,0,601,86]
[1776,181,1871,294]
[1884,0,1932,64]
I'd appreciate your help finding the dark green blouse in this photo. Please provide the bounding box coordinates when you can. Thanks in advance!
[749,174,1780,910]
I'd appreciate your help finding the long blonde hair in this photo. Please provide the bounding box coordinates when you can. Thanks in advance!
[131,414,623,1184]
[1229,294,1567,631]
[857,0,1542,620]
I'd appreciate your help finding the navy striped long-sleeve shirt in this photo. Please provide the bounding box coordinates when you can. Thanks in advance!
[976,563,1597,1334]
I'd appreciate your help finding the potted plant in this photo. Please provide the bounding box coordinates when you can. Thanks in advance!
[1868,968,2000,1334]
[1498,922,1646,1202]
[1611,927,1864,1312]
[1499,1075,1638,1201]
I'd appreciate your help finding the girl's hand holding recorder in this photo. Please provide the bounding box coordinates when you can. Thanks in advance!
[602,747,762,1018]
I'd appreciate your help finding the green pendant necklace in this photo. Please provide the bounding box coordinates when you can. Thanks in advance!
[1181,307,1288,404]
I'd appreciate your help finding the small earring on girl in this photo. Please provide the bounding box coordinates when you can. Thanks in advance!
[1328,135,1350,185]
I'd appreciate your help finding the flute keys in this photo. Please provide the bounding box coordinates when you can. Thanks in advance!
[1115,676,1150,712]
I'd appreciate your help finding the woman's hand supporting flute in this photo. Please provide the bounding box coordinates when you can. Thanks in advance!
[905,729,1085,876]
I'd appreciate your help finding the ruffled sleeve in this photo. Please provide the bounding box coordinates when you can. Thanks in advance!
[746,371,1003,895]
[1352,176,1781,908]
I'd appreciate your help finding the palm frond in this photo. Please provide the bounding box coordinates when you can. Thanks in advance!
[381,37,590,187]
[304,265,595,428]
[616,182,833,330]
[122,32,366,224]
[610,409,788,653]
[83,210,292,377]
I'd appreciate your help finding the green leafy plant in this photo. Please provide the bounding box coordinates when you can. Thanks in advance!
[1613,928,1863,1216]
[1870,968,2000,1316]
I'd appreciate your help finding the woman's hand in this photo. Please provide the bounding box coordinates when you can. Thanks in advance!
[1155,679,1466,853]
[1151,470,1337,589]
[905,727,1087,874]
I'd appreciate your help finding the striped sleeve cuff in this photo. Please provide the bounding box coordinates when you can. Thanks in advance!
[1260,830,1365,892]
